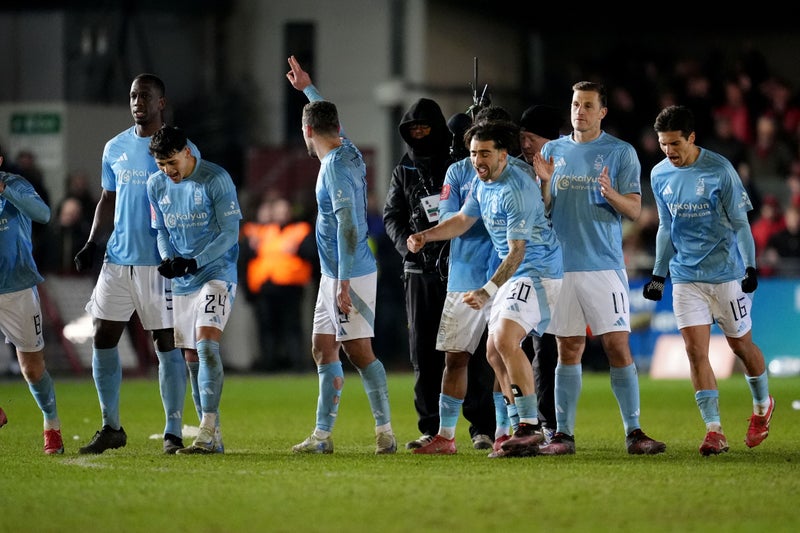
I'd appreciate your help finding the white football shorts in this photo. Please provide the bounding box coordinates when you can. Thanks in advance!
[86,263,174,330]
[550,270,630,337]
[436,290,492,354]
[488,276,558,338]
[0,287,45,352]
[672,280,752,338]
[312,272,376,341]
[173,279,237,349]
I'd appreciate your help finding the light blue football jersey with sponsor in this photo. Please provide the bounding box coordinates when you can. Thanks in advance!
[541,131,640,272]
[439,157,497,291]
[147,158,241,295]
[0,173,50,293]
[650,147,754,283]
[101,126,198,265]
[462,159,562,281]
[303,85,376,281]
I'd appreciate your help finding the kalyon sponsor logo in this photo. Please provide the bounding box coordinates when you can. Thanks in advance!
[166,211,208,228]
[667,200,711,213]
[117,168,150,184]
[556,174,596,190]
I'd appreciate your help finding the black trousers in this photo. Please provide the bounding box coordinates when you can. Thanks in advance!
[405,272,495,438]
[252,284,307,372]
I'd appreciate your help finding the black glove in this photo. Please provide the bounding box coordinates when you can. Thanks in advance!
[170,257,198,277]
[157,258,177,279]
[74,242,97,272]
[643,275,666,301]
[741,267,758,293]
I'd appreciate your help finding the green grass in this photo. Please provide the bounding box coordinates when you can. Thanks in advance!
[1,371,799,533]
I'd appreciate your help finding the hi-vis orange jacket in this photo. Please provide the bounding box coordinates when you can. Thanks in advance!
[242,221,313,293]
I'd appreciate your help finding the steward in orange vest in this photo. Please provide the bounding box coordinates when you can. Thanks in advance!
[240,197,317,372]
[242,219,313,293]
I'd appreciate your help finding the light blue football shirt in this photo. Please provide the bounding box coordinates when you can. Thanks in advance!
[439,157,496,291]
[462,159,562,282]
[650,147,755,283]
[101,126,198,265]
[540,131,641,272]
[147,157,241,295]
[304,85,376,280]
[0,173,50,293]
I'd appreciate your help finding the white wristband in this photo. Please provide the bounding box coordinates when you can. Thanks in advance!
[482,280,498,297]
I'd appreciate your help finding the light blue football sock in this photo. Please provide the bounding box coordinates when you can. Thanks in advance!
[157,348,186,437]
[745,370,770,406]
[695,389,721,427]
[507,402,520,432]
[515,393,539,426]
[316,361,344,432]
[188,359,220,430]
[196,340,224,416]
[357,359,391,427]
[493,392,510,438]
[28,370,58,423]
[439,393,463,439]
[554,363,582,436]
[186,360,202,422]
[610,363,640,435]
[92,347,122,429]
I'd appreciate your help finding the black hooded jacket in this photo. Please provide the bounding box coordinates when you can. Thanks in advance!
[383,98,454,275]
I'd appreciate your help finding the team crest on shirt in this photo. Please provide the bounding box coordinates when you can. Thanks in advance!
[695,177,705,196]
[593,154,605,172]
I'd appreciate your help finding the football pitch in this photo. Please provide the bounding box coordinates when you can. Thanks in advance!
[1,371,798,532]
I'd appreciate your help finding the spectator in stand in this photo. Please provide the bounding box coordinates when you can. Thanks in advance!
[713,79,753,146]
[750,194,786,277]
[787,165,800,208]
[4,148,50,267]
[636,127,663,206]
[62,170,97,227]
[764,203,800,277]
[704,113,748,171]
[760,77,800,142]
[14,150,49,206]
[241,195,316,372]
[43,196,92,275]
[622,204,659,279]
[746,114,795,195]
[682,71,715,138]
[735,161,763,223]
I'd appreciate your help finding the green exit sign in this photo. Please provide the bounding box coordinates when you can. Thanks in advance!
[10,112,61,134]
